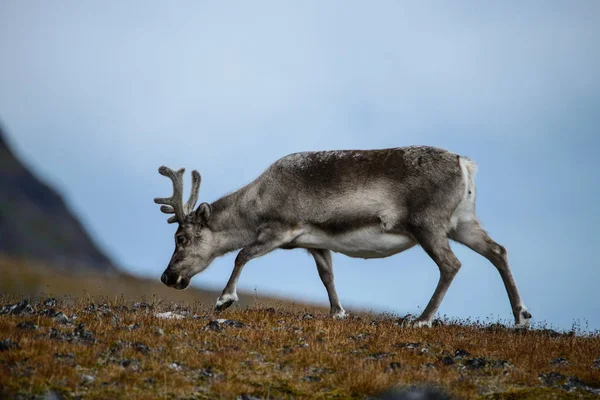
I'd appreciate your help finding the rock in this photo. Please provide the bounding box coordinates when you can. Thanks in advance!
[155,328,164,336]
[40,390,64,400]
[132,302,151,311]
[375,385,451,400]
[303,375,321,382]
[1,300,35,315]
[219,319,245,328]
[562,376,600,395]
[301,313,314,320]
[204,319,245,331]
[134,342,151,354]
[85,303,97,313]
[0,339,18,351]
[74,323,95,342]
[366,352,395,361]
[205,320,224,332]
[156,311,185,320]
[97,303,112,314]
[168,362,183,371]
[43,298,57,308]
[422,363,436,370]
[465,358,486,369]
[551,357,569,366]
[441,356,454,366]
[52,311,71,324]
[538,328,561,338]
[592,359,600,369]
[539,371,566,386]
[81,374,95,385]
[454,349,470,359]
[121,359,141,371]
[16,321,38,330]
[237,395,263,400]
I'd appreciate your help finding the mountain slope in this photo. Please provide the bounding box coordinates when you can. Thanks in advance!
[0,123,117,272]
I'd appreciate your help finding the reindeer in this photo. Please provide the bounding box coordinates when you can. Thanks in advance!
[154,146,531,327]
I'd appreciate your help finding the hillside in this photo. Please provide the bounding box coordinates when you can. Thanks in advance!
[0,124,116,272]
[1,262,599,400]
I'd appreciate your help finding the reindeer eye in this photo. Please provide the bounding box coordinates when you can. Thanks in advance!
[176,236,186,245]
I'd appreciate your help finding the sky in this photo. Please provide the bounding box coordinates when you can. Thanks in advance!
[1,1,599,331]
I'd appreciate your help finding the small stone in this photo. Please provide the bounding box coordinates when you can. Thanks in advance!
[465,358,486,369]
[85,303,97,313]
[0,339,18,351]
[395,342,421,350]
[134,342,151,354]
[454,349,471,359]
[16,321,38,330]
[592,359,600,369]
[52,312,70,324]
[422,363,436,370]
[132,302,151,311]
[539,371,566,386]
[539,328,561,338]
[441,356,455,366]
[297,343,309,348]
[303,375,321,382]
[155,328,164,336]
[301,313,314,320]
[237,395,263,400]
[168,362,183,371]
[551,357,569,366]
[376,386,451,400]
[366,352,395,361]
[205,320,224,332]
[155,311,185,320]
[43,298,57,308]
[81,374,95,385]
[2,300,35,315]
[74,323,95,341]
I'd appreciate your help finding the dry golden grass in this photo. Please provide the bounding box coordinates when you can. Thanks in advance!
[0,261,599,399]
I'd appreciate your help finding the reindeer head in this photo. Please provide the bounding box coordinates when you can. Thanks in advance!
[154,166,215,290]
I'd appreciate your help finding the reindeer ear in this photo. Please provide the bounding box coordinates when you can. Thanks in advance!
[194,202,212,222]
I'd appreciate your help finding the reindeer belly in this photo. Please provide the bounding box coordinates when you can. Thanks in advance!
[294,226,417,259]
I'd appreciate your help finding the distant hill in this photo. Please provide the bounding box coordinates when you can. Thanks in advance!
[0,123,117,272]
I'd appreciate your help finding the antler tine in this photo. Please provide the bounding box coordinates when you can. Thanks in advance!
[154,166,186,223]
[184,170,201,215]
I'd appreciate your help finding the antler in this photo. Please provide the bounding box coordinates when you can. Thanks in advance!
[154,166,201,224]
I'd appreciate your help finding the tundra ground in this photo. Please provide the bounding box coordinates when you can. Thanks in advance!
[1,293,599,400]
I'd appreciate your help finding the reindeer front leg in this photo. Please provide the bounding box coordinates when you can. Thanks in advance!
[215,223,292,311]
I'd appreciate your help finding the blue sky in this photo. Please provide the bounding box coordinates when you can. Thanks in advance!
[1,1,599,330]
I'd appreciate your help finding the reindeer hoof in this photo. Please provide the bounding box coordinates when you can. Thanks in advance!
[515,308,532,329]
[332,310,347,319]
[413,319,433,328]
[215,293,238,311]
